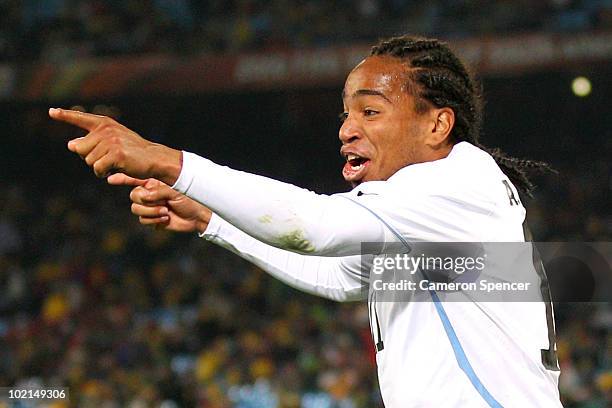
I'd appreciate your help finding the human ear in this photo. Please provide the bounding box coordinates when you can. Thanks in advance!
[428,108,455,147]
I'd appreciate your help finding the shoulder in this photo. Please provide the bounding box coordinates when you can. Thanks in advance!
[333,142,526,241]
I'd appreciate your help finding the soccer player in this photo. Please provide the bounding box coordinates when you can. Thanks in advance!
[50,36,562,407]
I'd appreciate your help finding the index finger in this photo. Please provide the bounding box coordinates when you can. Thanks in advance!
[107,173,148,187]
[48,108,106,131]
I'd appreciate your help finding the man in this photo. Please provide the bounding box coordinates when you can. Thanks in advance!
[51,35,562,407]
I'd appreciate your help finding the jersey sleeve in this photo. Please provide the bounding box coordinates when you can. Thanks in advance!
[172,151,398,256]
[202,213,369,302]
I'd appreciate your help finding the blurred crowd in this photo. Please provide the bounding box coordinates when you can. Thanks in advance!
[1,0,612,62]
[0,102,609,407]
[0,181,381,407]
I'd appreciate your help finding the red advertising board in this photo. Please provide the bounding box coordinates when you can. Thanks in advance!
[1,31,611,101]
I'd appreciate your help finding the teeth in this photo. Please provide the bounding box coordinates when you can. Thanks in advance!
[346,154,360,161]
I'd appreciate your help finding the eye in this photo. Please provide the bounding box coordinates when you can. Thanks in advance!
[364,109,379,117]
[339,112,348,122]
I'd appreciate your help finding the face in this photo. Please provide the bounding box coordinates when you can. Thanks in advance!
[339,55,433,187]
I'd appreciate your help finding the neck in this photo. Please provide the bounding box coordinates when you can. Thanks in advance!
[420,142,454,163]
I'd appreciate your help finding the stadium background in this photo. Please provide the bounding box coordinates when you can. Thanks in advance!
[0,1,610,407]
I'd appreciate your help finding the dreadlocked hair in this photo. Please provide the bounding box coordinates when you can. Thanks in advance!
[371,35,555,197]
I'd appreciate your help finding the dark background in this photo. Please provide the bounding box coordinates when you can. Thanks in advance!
[0,1,610,407]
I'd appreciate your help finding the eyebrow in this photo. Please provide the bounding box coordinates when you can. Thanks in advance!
[341,88,392,103]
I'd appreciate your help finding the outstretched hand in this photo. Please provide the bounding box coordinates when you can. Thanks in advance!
[108,173,212,233]
[49,108,182,186]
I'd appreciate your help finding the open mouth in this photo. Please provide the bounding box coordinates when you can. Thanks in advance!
[342,153,371,184]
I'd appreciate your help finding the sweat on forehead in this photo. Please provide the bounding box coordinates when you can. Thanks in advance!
[342,56,419,101]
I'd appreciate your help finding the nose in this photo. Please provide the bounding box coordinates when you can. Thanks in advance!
[339,116,361,145]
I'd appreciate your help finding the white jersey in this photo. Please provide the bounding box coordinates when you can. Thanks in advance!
[172,142,562,407]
